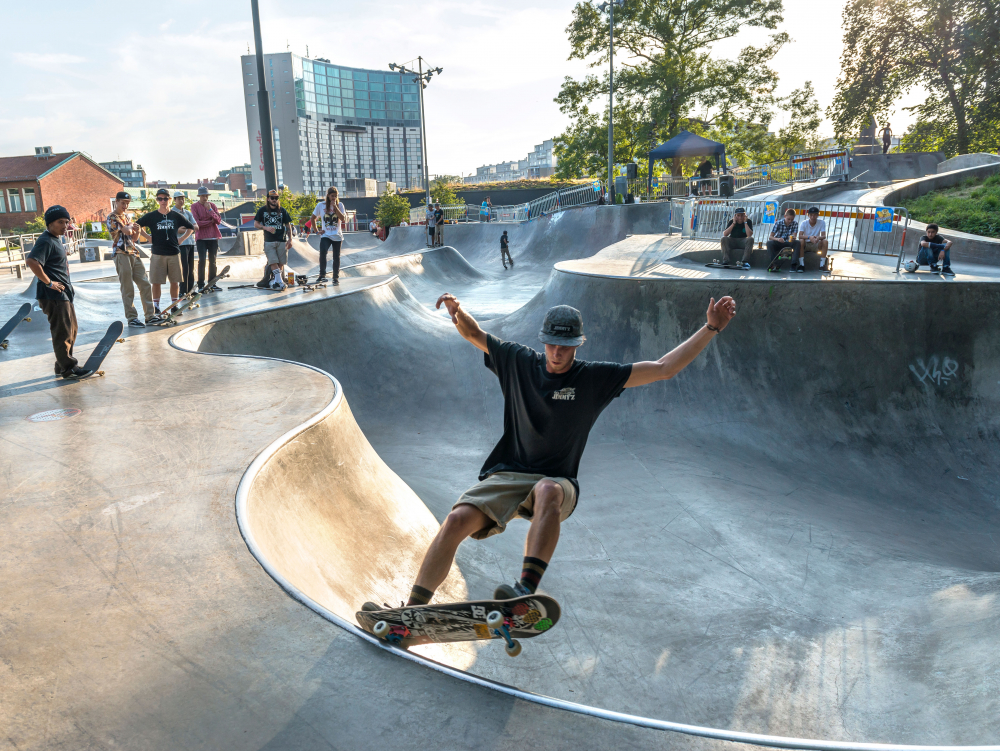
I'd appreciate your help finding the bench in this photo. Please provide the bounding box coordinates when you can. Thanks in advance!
[0,247,27,278]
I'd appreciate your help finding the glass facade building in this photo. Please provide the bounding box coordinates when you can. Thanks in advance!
[241,52,424,195]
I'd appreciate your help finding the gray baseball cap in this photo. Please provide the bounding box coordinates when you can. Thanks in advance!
[539,305,585,346]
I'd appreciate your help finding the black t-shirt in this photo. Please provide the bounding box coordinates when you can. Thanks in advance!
[920,234,948,247]
[137,210,196,256]
[28,230,73,302]
[480,334,632,494]
[500,235,509,249]
[698,161,714,178]
[434,209,444,225]
[254,207,292,242]
[725,218,753,239]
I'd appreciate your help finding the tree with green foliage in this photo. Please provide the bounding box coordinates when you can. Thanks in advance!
[555,0,789,178]
[829,0,1000,156]
[374,190,412,228]
[425,177,458,206]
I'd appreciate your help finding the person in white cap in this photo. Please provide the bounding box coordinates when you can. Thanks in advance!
[363,291,736,613]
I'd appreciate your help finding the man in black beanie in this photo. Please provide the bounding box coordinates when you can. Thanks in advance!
[25,205,93,379]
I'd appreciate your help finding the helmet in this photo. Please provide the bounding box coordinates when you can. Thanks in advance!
[904,260,918,272]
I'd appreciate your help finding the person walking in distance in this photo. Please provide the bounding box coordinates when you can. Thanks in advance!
[254,189,293,290]
[191,186,222,292]
[364,292,736,612]
[880,123,892,154]
[25,206,93,379]
[313,186,346,284]
[136,188,195,313]
[500,230,514,269]
[106,191,159,327]
[172,191,197,295]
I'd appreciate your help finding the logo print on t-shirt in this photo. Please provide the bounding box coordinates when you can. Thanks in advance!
[552,387,576,401]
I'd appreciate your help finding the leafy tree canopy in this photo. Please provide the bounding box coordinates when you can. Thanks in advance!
[829,0,1000,156]
[555,0,791,178]
[374,190,412,228]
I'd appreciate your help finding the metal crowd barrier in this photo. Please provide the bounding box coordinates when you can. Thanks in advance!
[671,197,908,267]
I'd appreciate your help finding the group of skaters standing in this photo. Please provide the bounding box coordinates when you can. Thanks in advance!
[105,186,224,327]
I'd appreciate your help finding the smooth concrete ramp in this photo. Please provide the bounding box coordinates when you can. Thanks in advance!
[174,257,1000,747]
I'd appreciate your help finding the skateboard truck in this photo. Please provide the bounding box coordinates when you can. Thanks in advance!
[487,610,522,657]
[373,621,410,646]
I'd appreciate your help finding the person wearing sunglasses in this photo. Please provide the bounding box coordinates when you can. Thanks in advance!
[136,188,196,312]
[254,189,293,289]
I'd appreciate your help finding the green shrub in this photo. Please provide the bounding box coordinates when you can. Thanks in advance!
[900,173,1000,239]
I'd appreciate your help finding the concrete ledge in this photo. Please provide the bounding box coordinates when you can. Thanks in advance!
[848,152,944,182]
[936,153,1000,173]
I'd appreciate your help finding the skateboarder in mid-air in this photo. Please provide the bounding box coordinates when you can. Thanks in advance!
[365,291,736,613]
[500,230,514,269]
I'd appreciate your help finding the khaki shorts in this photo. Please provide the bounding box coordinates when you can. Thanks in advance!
[802,238,825,252]
[454,471,578,540]
[264,241,288,266]
[149,254,182,284]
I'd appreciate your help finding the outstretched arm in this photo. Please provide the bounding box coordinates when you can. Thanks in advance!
[435,293,488,353]
[625,297,736,388]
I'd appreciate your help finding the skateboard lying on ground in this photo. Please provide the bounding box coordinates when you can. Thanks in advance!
[356,593,560,657]
[0,303,31,349]
[706,261,748,270]
[80,321,125,377]
[156,265,230,325]
[296,274,326,292]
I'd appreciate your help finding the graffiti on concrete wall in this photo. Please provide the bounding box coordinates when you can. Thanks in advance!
[909,356,960,386]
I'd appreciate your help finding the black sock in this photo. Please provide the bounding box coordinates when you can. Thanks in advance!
[407,584,434,606]
[520,556,548,594]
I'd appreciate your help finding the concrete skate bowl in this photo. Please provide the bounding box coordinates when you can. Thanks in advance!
[173,270,1000,749]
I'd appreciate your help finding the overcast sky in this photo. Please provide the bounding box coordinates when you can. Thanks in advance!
[2,0,926,183]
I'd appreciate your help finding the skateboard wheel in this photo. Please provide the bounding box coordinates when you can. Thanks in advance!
[505,639,522,657]
[486,611,504,629]
[373,621,390,638]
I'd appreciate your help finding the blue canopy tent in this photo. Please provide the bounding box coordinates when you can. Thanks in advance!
[647,131,727,192]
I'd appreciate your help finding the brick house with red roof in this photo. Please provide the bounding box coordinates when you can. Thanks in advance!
[0,147,124,231]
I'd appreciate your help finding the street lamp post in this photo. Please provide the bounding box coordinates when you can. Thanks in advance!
[250,0,277,192]
[389,58,442,207]
[598,0,624,203]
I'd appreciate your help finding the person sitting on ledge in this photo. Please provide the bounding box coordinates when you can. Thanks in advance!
[795,206,829,272]
[916,224,954,276]
[720,207,754,269]
[767,208,800,271]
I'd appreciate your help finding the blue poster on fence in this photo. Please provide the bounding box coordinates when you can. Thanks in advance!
[874,207,896,233]
[651,176,659,188]
[762,201,779,225]
[593,180,601,192]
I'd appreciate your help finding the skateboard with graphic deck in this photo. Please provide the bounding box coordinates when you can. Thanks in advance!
[155,265,230,326]
[80,321,125,377]
[356,593,560,656]
[0,303,32,349]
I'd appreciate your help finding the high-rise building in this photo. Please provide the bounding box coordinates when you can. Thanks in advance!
[99,160,146,189]
[241,52,425,195]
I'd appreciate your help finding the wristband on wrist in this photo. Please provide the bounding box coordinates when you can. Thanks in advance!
[706,323,720,332]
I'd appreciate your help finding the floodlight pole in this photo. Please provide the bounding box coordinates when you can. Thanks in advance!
[389,58,442,206]
[251,0,277,192]
[600,0,623,203]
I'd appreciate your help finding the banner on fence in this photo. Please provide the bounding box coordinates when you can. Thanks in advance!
[762,201,779,224]
[873,207,896,233]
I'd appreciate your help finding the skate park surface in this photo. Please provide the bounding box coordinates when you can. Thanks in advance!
[2,200,999,750]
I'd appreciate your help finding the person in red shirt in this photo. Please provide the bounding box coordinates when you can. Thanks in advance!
[191,186,223,291]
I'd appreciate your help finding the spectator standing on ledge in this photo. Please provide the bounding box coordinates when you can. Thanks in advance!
[696,158,714,195]
[766,209,800,272]
[136,188,196,312]
[500,230,514,269]
[106,191,158,327]
[720,207,754,269]
[880,123,892,154]
[191,186,222,292]
[426,202,437,246]
[25,206,93,379]
[313,186,346,284]
[254,189,293,290]
[433,202,444,247]
[917,223,954,276]
[172,191,197,295]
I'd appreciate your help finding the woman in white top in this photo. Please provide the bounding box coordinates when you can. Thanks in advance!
[312,186,347,283]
